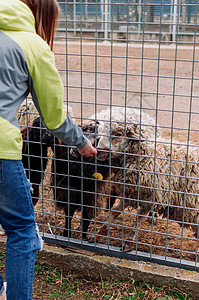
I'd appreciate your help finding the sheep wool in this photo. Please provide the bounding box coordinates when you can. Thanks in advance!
[92,107,199,251]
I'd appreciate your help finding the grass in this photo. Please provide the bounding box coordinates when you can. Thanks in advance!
[0,249,192,299]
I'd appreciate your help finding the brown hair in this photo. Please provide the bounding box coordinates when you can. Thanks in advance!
[20,0,59,50]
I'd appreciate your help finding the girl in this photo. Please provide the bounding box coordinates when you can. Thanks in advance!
[0,0,97,299]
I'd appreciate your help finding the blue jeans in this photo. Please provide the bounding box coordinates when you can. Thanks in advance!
[0,160,41,300]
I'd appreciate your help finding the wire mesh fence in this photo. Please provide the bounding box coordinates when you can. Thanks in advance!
[57,0,199,43]
[17,0,199,271]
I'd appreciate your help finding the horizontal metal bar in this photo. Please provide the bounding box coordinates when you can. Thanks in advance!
[42,233,199,271]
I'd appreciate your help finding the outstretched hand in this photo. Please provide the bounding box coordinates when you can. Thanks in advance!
[77,138,97,157]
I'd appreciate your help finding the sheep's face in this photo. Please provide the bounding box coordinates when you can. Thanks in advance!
[82,121,99,146]
[97,123,135,160]
[97,122,146,161]
[92,107,161,161]
[70,121,100,158]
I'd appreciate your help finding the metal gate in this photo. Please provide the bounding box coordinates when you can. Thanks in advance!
[19,0,199,271]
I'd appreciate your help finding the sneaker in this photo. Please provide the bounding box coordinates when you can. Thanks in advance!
[3,283,6,300]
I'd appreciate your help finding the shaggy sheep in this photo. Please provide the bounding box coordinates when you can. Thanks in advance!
[18,99,72,127]
[21,115,110,239]
[21,106,74,205]
[22,117,53,205]
[18,99,38,126]
[50,120,110,240]
[90,107,199,252]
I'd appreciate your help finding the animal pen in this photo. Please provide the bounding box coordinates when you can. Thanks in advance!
[18,0,199,271]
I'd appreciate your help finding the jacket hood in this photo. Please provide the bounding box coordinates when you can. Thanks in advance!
[0,0,35,33]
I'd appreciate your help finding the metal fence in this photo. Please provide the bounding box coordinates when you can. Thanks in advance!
[57,0,199,43]
[18,0,199,271]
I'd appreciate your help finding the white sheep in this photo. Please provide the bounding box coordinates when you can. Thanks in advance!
[92,106,161,161]
[18,99,38,126]
[18,99,73,127]
[90,107,199,252]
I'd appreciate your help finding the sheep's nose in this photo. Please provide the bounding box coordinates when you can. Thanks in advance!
[97,146,108,151]
[97,138,110,150]
[97,145,110,151]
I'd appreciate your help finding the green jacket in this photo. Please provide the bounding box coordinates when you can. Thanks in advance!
[0,0,87,160]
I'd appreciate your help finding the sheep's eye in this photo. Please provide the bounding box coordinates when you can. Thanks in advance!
[114,132,122,137]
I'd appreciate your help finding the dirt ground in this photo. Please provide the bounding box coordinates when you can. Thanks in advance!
[26,42,199,264]
[54,42,199,134]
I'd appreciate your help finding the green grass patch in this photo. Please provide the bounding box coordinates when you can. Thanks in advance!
[32,263,192,299]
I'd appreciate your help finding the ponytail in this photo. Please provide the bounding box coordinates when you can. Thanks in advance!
[20,0,59,50]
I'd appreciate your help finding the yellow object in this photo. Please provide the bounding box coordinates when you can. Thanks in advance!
[92,172,103,181]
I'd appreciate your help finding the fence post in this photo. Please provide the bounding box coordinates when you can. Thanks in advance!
[104,0,109,40]
[172,0,178,42]
[138,0,142,37]
[73,0,77,36]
